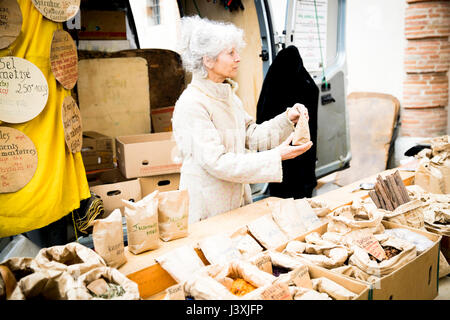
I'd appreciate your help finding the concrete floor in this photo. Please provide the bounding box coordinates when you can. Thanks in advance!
[436,276,450,300]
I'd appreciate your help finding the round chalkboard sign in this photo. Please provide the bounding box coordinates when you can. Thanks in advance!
[50,29,78,89]
[0,0,22,50]
[31,0,80,22]
[0,126,38,193]
[0,56,49,124]
[61,95,82,153]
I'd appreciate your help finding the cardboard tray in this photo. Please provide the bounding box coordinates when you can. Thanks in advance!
[275,220,441,300]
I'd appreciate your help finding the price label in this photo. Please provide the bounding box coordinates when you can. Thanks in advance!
[290,265,313,289]
[350,230,387,261]
[0,127,38,193]
[31,0,80,23]
[50,29,78,89]
[0,0,22,49]
[0,56,49,124]
[61,95,82,153]
[260,282,292,300]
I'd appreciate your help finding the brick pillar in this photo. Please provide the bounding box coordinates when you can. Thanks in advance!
[402,0,450,137]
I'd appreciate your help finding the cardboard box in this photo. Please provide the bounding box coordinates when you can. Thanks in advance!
[90,171,180,216]
[276,221,441,300]
[116,132,181,178]
[151,106,174,133]
[79,10,127,40]
[81,131,114,171]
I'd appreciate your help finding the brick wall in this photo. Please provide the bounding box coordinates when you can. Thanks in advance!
[401,0,450,137]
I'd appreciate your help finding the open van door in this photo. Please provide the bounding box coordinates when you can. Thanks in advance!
[257,0,351,180]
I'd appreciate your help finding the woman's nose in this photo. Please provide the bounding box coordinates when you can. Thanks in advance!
[234,53,240,62]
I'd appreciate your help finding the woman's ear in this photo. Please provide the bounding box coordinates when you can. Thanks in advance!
[203,56,214,70]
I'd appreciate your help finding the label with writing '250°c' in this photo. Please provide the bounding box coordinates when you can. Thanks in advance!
[31,0,80,23]
[0,126,38,193]
[62,95,82,153]
[0,56,49,124]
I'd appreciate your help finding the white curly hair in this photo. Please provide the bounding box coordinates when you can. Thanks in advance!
[177,15,246,78]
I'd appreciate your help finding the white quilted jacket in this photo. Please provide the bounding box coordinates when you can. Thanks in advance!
[172,74,295,223]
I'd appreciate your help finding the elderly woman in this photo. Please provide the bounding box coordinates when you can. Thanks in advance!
[172,16,312,224]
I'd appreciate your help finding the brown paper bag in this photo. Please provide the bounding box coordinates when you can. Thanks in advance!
[292,112,310,146]
[91,209,127,268]
[157,190,189,242]
[123,191,160,254]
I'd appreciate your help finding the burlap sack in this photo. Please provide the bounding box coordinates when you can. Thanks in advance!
[34,242,106,279]
[230,227,263,259]
[155,245,205,283]
[157,190,189,242]
[327,201,385,235]
[311,277,358,300]
[123,191,160,254]
[348,236,416,277]
[307,198,332,218]
[75,266,140,300]
[292,286,332,300]
[91,209,127,268]
[247,214,289,250]
[381,199,425,230]
[332,265,379,283]
[197,234,242,265]
[292,111,310,146]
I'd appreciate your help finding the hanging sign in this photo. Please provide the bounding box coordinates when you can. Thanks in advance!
[50,29,78,89]
[61,95,82,153]
[0,126,38,193]
[31,0,80,23]
[0,56,49,123]
[0,0,22,49]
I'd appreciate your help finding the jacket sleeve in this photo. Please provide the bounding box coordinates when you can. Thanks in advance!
[244,107,295,152]
[172,99,283,184]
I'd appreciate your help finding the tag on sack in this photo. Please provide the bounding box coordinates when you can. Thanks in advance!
[351,231,387,261]
[252,255,273,274]
[261,282,292,300]
[290,265,313,289]
[165,283,186,300]
[87,278,109,296]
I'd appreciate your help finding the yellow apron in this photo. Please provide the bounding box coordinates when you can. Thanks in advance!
[0,0,90,237]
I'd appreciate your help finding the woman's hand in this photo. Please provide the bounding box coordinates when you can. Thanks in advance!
[287,103,309,124]
[276,133,313,161]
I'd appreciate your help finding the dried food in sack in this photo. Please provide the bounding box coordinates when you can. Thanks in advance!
[247,214,289,250]
[380,199,425,231]
[230,227,263,259]
[307,198,332,218]
[348,236,416,277]
[123,190,160,254]
[90,209,127,268]
[155,245,205,284]
[332,265,379,283]
[34,242,106,279]
[230,278,257,296]
[77,266,140,300]
[292,286,331,300]
[384,228,435,255]
[157,190,189,242]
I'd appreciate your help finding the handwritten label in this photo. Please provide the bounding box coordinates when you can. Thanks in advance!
[290,265,313,289]
[165,284,185,300]
[31,0,80,23]
[0,56,49,124]
[50,29,78,89]
[352,231,387,261]
[61,95,82,153]
[260,282,292,300]
[252,255,273,274]
[0,0,22,49]
[0,126,38,193]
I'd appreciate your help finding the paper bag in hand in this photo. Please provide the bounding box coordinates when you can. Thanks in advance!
[292,112,310,146]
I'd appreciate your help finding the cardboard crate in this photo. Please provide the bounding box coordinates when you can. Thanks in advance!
[116,132,181,178]
[81,131,114,171]
[151,106,174,133]
[275,221,441,300]
[90,172,180,216]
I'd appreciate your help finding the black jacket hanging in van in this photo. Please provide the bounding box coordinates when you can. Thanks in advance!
[256,45,319,199]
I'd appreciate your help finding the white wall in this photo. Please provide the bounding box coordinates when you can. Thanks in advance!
[346,0,406,102]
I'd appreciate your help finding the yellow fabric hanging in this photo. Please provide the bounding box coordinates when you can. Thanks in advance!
[0,0,90,237]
